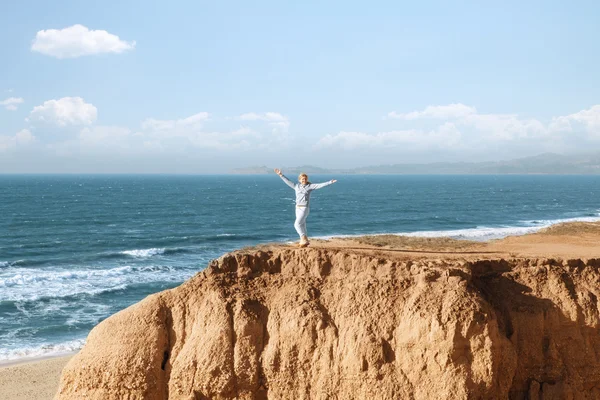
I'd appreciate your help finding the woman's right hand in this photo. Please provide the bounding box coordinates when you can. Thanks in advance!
[274,168,282,176]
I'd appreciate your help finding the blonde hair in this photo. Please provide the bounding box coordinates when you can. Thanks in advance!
[298,173,310,184]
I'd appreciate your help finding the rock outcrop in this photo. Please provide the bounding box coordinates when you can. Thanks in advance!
[56,246,600,399]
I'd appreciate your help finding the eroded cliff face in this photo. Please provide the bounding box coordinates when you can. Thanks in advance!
[56,248,600,400]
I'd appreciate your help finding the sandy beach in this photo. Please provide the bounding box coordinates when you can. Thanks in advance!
[0,355,72,400]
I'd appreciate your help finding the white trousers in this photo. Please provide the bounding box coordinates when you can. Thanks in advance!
[294,206,310,237]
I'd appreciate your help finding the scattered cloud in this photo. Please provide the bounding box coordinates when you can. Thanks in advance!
[549,105,600,138]
[134,111,291,150]
[140,112,264,150]
[461,113,546,140]
[238,112,290,132]
[1,97,24,111]
[28,97,97,126]
[317,103,600,159]
[316,122,462,150]
[387,103,551,141]
[141,112,210,131]
[388,103,476,120]
[31,24,135,59]
[38,108,292,156]
[0,129,35,152]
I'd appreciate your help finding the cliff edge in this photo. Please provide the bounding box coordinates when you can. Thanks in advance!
[56,224,600,399]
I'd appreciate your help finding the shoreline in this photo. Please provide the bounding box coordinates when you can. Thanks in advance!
[0,351,78,368]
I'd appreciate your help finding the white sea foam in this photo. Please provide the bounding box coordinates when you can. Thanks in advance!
[65,303,113,326]
[0,261,8,267]
[394,226,540,241]
[1,266,134,287]
[317,215,600,242]
[0,265,194,302]
[120,248,166,257]
[0,339,86,363]
[3,298,114,342]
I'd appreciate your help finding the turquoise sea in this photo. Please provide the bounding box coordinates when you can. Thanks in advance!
[2,174,600,362]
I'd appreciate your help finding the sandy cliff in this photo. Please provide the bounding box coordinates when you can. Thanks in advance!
[56,224,600,399]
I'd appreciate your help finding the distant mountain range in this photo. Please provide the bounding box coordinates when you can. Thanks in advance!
[231,153,600,174]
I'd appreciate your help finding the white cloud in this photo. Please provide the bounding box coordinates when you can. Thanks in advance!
[0,129,35,151]
[15,129,34,143]
[388,103,476,120]
[34,109,292,159]
[549,105,600,138]
[239,112,287,122]
[31,24,135,59]
[316,103,600,160]
[1,97,24,111]
[136,111,290,150]
[238,112,290,132]
[29,97,97,126]
[141,112,256,149]
[316,122,462,150]
[141,112,210,131]
[45,110,289,156]
[462,113,546,140]
[388,103,548,141]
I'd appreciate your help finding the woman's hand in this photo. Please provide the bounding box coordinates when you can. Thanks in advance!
[274,168,282,176]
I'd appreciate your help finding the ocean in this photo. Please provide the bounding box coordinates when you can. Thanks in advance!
[1,174,600,362]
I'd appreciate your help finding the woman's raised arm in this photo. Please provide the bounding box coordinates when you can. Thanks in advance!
[309,179,337,190]
[274,168,296,189]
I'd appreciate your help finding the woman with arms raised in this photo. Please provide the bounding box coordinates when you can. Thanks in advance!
[274,168,337,247]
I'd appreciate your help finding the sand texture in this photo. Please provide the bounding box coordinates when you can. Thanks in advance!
[50,222,600,399]
[0,356,71,400]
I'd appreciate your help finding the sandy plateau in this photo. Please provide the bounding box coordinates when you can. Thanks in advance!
[47,222,600,399]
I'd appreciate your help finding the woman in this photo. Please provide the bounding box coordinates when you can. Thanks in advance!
[274,168,337,247]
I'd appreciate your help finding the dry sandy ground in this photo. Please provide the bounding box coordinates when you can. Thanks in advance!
[0,355,72,400]
[4,221,600,399]
[313,221,600,261]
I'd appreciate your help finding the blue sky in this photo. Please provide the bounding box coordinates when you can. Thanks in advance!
[1,0,599,172]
